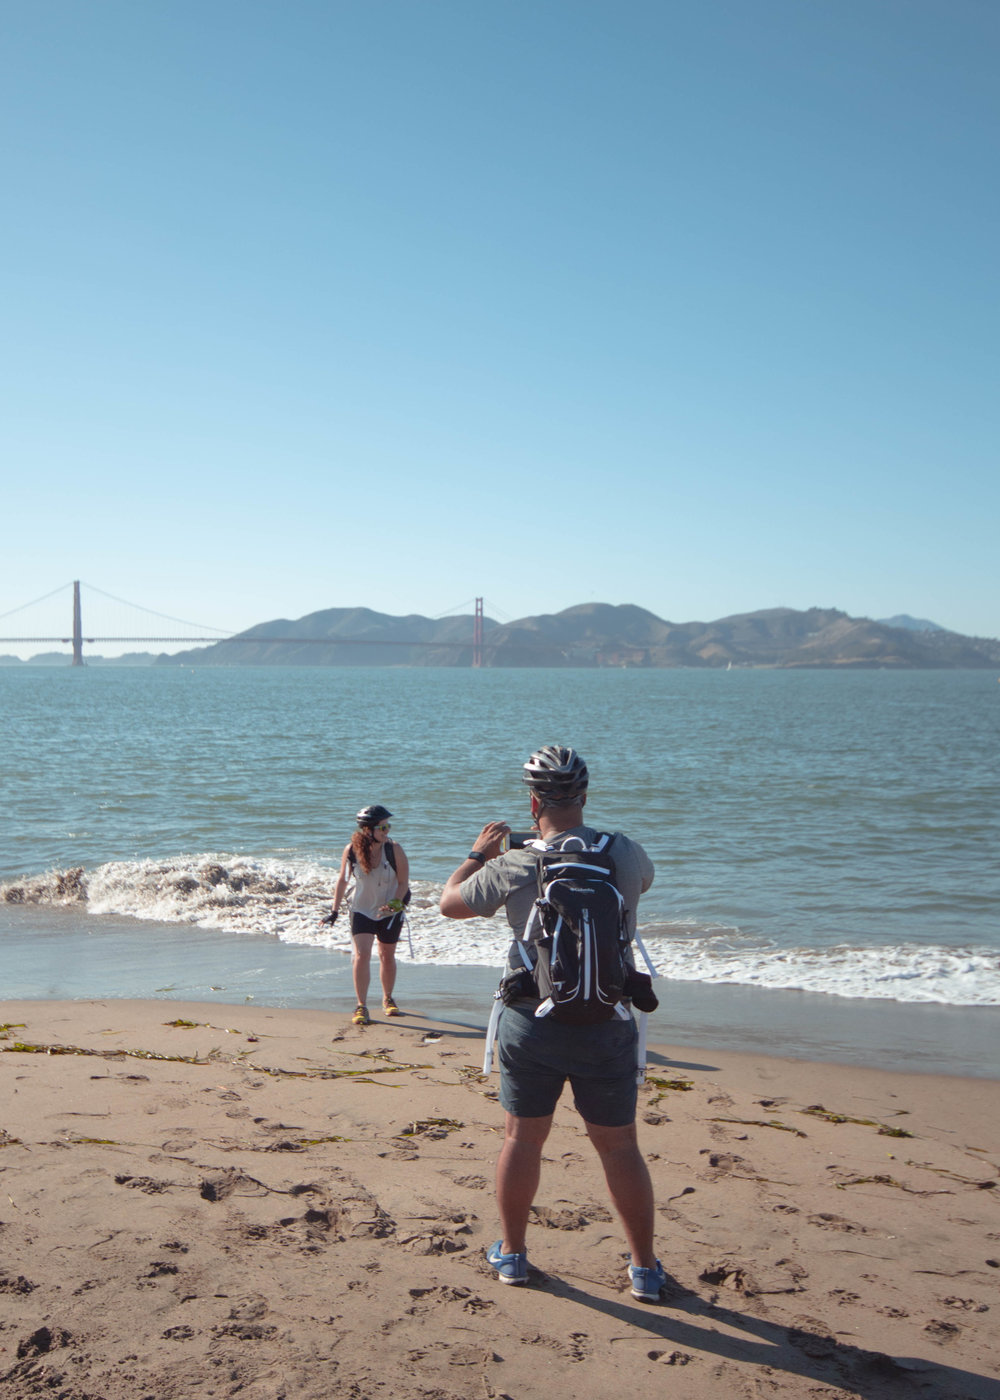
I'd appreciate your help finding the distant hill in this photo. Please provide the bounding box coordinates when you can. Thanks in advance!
[159,606,499,668]
[0,652,159,667]
[157,603,1000,669]
[878,614,945,633]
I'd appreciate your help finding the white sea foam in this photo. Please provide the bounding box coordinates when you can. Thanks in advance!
[646,930,1000,1006]
[3,856,999,1007]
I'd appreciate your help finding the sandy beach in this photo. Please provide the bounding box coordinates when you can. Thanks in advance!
[1,999,998,1400]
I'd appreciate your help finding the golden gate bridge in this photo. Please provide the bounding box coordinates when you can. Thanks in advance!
[0,582,489,667]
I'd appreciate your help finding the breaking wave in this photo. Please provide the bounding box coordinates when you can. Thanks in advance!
[3,856,999,1007]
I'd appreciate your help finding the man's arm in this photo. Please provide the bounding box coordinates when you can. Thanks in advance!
[439,821,510,920]
[638,846,654,894]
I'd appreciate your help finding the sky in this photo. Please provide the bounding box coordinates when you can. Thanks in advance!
[2,0,997,657]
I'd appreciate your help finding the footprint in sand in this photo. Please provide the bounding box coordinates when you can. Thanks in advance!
[924,1318,962,1343]
[700,1150,753,1176]
[228,1294,270,1321]
[786,1323,838,1359]
[531,1204,612,1230]
[199,1168,263,1201]
[16,1326,72,1359]
[399,1217,474,1255]
[807,1211,869,1232]
[647,1350,694,1365]
[940,1295,989,1313]
[212,1321,278,1341]
[700,1262,753,1294]
[407,1342,499,1368]
[275,1204,345,1248]
[114,1173,173,1194]
[405,1285,494,1316]
[142,1260,180,1280]
[524,1331,590,1362]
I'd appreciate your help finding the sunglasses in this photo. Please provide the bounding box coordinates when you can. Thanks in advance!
[377,823,391,832]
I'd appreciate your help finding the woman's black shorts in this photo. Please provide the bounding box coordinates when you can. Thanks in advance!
[351,910,403,944]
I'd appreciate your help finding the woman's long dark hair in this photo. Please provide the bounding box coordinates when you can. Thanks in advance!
[351,826,379,874]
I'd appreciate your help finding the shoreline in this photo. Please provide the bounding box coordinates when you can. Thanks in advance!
[1,997,997,1399]
[5,904,1000,1080]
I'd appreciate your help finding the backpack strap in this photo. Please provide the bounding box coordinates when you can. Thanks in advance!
[349,840,401,882]
[635,1010,649,1084]
[349,840,396,872]
[483,993,504,1074]
[633,928,657,977]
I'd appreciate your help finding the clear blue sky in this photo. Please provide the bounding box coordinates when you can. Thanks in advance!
[2,0,997,655]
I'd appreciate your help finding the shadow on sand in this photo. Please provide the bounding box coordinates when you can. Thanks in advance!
[537,1270,995,1400]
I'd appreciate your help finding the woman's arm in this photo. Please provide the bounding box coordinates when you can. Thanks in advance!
[330,844,352,915]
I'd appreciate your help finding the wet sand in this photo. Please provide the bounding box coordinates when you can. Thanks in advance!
[1,998,998,1399]
[4,905,999,1079]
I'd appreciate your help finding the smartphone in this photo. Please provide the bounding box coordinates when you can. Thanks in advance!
[500,831,538,852]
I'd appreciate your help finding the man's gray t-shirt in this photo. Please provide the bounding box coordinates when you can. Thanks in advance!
[459,825,655,969]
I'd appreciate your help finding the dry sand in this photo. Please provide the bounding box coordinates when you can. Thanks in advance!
[1,998,998,1400]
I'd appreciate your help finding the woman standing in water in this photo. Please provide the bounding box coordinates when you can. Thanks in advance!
[324,805,410,1025]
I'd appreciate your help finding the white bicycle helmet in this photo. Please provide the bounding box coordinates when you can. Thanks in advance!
[521,745,589,802]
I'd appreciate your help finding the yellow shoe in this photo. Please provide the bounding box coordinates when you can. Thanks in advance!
[383,997,402,1017]
[352,1004,370,1026]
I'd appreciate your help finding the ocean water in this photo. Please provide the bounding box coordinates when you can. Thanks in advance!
[2,666,998,1072]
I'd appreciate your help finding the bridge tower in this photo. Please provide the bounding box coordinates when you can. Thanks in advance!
[72,580,84,666]
[472,597,484,669]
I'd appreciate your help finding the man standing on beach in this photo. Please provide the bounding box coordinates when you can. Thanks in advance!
[439,744,665,1301]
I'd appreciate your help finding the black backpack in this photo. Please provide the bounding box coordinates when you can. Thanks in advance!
[505,833,657,1025]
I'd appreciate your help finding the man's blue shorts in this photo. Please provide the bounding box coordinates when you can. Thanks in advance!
[497,1004,638,1127]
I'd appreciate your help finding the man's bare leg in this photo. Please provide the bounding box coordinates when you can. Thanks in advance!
[495,1111,553,1254]
[585,1119,656,1268]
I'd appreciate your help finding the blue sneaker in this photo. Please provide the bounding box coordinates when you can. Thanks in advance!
[628,1259,667,1302]
[487,1240,528,1285]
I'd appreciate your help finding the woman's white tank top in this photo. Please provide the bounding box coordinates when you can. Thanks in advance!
[351,849,396,919]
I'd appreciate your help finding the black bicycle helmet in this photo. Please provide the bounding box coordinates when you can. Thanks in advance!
[356,804,393,827]
[521,745,589,802]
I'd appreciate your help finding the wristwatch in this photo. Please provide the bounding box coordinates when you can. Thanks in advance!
[466,850,487,864]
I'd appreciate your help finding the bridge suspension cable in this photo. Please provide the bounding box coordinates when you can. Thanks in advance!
[0,582,76,622]
[80,581,235,635]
